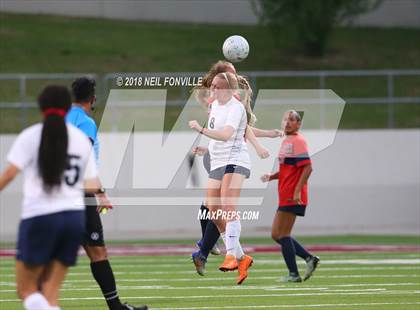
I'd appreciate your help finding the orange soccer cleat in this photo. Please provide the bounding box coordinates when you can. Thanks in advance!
[237,254,253,285]
[219,255,238,272]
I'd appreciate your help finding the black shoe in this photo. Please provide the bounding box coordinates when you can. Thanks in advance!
[122,303,148,310]
[278,273,302,283]
[192,250,207,276]
[303,256,320,281]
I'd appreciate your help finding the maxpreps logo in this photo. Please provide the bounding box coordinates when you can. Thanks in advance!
[198,209,260,221]
[95,88,345,206]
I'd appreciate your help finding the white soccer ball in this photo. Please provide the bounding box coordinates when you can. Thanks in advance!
[222,35,249,63]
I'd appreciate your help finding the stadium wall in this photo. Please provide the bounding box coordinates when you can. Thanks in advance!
[1,0,419,28]
[0,129,418,242]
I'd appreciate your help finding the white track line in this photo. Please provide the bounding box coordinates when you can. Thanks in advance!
[152,302,420,309]
[2,274,420,283]
[256,259,420,265]
[1,290,419,303]
[1,256,419,265]
[1,266,418,278]
[2,281,418,290]
[1,258,418,268]
[68,265,420,272]
[0,286,389,293]
[4,274,408,284]
[1,258,419,270]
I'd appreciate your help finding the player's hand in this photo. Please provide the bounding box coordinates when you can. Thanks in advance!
[260,174,271,182]
[271,129,284,138]
[256,146,270,159]
[96,193,113,214]
[192,146,208,156]
[189,120,202,132]
[289,191,303,205]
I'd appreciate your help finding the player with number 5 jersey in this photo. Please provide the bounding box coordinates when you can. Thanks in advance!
[0,85,101,310]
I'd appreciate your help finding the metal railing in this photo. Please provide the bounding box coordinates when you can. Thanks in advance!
[1,70,419,130]
[0,73,98,128]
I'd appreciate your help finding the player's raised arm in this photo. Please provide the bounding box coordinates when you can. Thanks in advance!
[189,120,234,142]
[251,126,284,138]
[245,124,269,158]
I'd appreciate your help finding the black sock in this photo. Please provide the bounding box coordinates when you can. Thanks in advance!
[200,220,220,258]
[291,237,312,261]
[277,237,299,274]
[199,203,209,238]
[90,260,122,310]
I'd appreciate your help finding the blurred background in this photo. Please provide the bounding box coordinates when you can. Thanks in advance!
[0,0,419,242]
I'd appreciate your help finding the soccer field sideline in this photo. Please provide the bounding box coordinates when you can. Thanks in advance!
[1,244,419,257]
[1,251,419,309]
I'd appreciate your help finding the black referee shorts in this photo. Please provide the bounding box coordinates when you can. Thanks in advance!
[83,193,105,247]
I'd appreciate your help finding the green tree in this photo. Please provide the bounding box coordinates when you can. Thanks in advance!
[252,0,382,57]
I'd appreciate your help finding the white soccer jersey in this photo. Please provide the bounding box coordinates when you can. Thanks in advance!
[7,123,97,219]
[207,96,251,171]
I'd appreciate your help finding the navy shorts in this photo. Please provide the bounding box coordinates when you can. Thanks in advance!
[209,164,251,181]
[277,205,306,217]
[83,194,105,247]
[16,210,85,266]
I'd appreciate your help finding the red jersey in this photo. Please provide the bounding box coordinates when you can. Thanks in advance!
[270,133,311,208]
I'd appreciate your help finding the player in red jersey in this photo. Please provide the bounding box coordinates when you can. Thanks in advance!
[261,110,320,282]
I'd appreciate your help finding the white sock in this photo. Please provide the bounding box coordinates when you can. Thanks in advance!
[23,292,53,310]
[232,220,244,259]
[220,232,227,254]
[220,232,226,246]
[226,220,241,257]
[236,243,245,260]
[50,307,60,310]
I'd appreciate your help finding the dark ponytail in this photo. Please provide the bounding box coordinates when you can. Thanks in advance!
[37,85,71,193]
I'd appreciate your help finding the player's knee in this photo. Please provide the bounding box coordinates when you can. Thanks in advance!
[220,196,230,208]
[272,230,289,241]
[271,230,280,241]
[85,245,108,262]
[277,232,290,240]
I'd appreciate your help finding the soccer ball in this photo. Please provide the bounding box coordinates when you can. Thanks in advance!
[222,35,249,63]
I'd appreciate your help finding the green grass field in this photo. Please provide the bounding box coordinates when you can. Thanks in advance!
[0,12,420,132]
[0,236,419,309]
[1,13,420,73]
